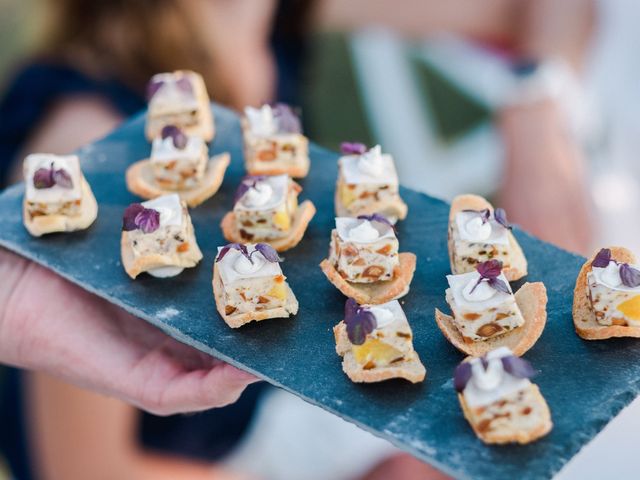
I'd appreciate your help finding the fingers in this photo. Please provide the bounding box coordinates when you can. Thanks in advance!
[137,361,259,416]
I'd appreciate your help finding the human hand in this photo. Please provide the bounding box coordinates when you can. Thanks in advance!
[0,248,259,415]
[360,453,450,480]
[496,100,593,255]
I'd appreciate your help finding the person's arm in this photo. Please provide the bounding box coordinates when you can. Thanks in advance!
[0,97,258,414]
[496,100,593,255]
[315,0,520,44]
[27,372,253,480]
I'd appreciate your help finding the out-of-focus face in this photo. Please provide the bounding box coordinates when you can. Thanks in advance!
[183,0,278,109]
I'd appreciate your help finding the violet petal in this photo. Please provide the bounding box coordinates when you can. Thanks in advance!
[488,277,511,294]
[253,243,282,263]
[345,309,376,345]
[592,248,612,268]
[620,263,640,288]
[52,168,73,189]
[216,243,250,262]
[234,176,267,205]
[135,208,160,234]
[340,142,367,155]
[146,79,164,101]
[476,259,503,280]
[176,76,193,94]
[494,208,512,230]
[161,125,188,149]
[33,167,55,189]
[454,362,473,393]
[272,103,302,133]
[356,213,396,232]
[122,203,145,231]
[501,355,536,379]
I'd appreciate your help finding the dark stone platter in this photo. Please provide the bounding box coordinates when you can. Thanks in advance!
[1,105,639,480]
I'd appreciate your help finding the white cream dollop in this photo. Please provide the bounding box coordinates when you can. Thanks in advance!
[462,216,492,242]
[599,261,622,288]
[462,278,497,302]
[471,358,504,391]
[357,145,384,177]
[233,254,266,275]
[148,266,184,278]
[242,182,273,208]
[369,306,395,328]
[245,105,277,137]
[348,221,380,242]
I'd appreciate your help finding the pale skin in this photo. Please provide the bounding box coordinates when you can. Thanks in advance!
[1,0,594,478]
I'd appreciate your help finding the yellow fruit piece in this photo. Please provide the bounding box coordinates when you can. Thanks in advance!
[273,211,290,230]
[268,282,286,300]
[340,184,356,207]
[617,295,640,320]
[352,339,403,367]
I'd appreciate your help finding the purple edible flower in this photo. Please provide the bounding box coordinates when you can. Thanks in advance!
[33,162,74,190]
[494,208,512,230]
[234,175,267,205]
[122,203,160,234]
[620,263,640,288]
[453,362,473,392]
[501,355,536,379]
[344,298,377,345]
[161,125,188,149]
[176,76,193,94]
[146,78,164,101]
[462,208,490,224]
[340,142,367,155]
[470,259,511,294]
[216,243,250,263]
[357,213,396,233]
[251,243,283,263]
[592,248,612,268]
[272,103,302,134]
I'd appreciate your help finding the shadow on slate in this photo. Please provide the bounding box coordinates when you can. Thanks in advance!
[1,104,639,480]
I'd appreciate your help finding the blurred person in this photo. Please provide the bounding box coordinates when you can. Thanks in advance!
[0,0,594,479]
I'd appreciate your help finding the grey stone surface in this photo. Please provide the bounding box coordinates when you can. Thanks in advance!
[1,105,638,479]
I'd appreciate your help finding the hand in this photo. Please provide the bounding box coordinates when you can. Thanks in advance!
[360,453,451,480]
[497,100,593,255]
[0,248,259,415]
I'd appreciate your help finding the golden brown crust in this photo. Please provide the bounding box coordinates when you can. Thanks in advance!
[23,177,98,237]
[320,253,416,305]
[573,246,640,340]
[334,189,408,223]
[125,153,230,208]
[434,282,547,357]
[333,321,426,383]
[120,216,203,279]
[212,262,299,328]
[246,163,310,179]
[220,200,316,252]
[448,194,527,281]
[458,385,553,444]
[145,70,214,142]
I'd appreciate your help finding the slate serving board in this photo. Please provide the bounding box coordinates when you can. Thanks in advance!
[1,105,639,480]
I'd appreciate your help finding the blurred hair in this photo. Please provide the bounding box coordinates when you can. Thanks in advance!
[43,0,230,103]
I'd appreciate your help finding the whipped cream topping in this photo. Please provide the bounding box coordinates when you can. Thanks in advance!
[235,175,288,211]
[357,145,384,177]
[462,347,531,408]
[151,135,205,162]
[148,73,198,113]
[363,300,404,330]
[245,105,278,137]
[592,261,640,292]
[335,217,396,244]
[24,154,83,203]
[141,194,183,228]
[242,182,273,208]
[217,244,283,285]
[447,271,512,310]
[455,211,509,245]
[339,149,399,186]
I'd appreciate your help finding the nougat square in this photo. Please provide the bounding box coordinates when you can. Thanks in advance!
[150,128,208,189]
[215,244,288,315]
[233,175,299,241]
[24,154,83,217]
[446,271,524,341]
[328,217,398,283]
[588,262,640,327]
